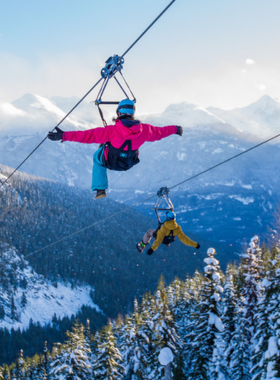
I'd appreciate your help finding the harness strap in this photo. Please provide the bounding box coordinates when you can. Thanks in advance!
[97,104,107,127]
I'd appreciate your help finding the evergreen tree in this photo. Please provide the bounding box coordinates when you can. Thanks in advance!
[221,265,238,366]
[186,248,225,380]
[92,323,124,380]
[15,349,26,380]
[251,247,280,380]
[230,301,251,380]
[10,296,17,321]
[264,250,280,379]
[240,236,263,347]
[0,305,5,320]
[149,277,182,380]
[49,323,91,380]
[20,293,27,308]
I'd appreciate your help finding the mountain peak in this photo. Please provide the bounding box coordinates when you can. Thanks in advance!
[248,94,280,110]
[12,93,65,117]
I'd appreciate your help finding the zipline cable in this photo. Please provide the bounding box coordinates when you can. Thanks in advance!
[121,0,177,58]
[25,131,280,258]
[0,0,177,190]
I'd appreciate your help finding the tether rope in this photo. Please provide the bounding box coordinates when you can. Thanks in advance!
[0,0,177,190]
[24,131,280,257]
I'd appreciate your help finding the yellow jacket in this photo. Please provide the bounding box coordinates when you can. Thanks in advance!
[151,220,198,251]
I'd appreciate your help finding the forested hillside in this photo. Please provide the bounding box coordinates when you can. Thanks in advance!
[0,163,232,365]
[2,236,280,379]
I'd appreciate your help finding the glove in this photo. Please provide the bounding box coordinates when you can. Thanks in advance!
[196,243,200,249]
[47,127,64,141]
[147,248,154,256]
[176,126,183,136]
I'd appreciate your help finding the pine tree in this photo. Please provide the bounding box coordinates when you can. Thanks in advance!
[43,341,49,378]
[251,246,280,380]
[49,323,91,380]
[10,295,17,321]
[92,323,124,380]
[264,249,280,379]
[119,314,138,379]
[221,265,238,366]
[0,304,5,319]
[20,292,27,308]
[0,366,3,380]
[240,236,263,347]
[15,349,26,380]
[186,248,225,380]
[150,277,182,380]
[230,300,251,380]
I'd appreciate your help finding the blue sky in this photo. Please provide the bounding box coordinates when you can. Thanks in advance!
[1,0,280,114]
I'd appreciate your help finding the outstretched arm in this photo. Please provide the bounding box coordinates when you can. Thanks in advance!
[176,227,198,248]
[62,126,115,144]
[143,124,182,142]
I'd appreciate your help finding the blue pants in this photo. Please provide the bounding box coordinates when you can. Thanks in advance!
[91,147,108,191]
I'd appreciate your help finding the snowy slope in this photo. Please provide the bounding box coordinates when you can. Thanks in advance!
[0,248,101,331]
[208,95,280,139]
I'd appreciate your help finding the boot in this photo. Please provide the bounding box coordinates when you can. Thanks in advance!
[94,190,107,200]
[136,241,146,253]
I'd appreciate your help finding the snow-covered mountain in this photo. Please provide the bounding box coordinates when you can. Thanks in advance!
[143,101,225,128]
[208,95,280,139]
[0,248,100,331]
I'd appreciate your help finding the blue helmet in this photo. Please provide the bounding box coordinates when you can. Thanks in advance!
[117,99,135,115]
[166,211,176,221]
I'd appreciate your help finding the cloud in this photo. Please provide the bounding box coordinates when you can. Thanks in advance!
[246,59,255,65]
[256,84,266,91]
[0,103,27,116]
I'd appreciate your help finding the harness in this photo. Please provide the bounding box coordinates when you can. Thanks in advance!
[99,140,140,171]
[153,223,175,245]
[153,187,176,246]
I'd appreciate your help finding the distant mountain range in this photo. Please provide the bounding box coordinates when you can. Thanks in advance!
[0,94,280,250]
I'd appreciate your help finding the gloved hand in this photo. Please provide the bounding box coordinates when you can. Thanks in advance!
[47,127,64,141]
[147,248,154,256]
[176,126,183,136]
[196,243,200,249]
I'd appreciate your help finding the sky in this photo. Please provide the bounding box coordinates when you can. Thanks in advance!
[0,0,280,115]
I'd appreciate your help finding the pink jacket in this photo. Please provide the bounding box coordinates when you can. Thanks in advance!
[62,119,177,151]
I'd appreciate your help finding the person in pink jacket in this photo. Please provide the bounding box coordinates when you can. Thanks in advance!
[48,99,183,199]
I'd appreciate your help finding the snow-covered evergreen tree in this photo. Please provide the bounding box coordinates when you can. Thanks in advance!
[14,349,26,380]
[230,298,252,380]
[251,247,280,380]
[49,323,91,380]
[264,250,280,379]
[222,265,238,366]
[148,276,182,380]
[92,323,124,380]
[241,236,263,347]
[186,248,225,380]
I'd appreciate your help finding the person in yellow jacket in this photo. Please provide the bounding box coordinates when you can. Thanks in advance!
[136,211,200,255]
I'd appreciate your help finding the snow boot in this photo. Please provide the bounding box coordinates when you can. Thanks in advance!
[136,242,146,253]
[94,190,107,200]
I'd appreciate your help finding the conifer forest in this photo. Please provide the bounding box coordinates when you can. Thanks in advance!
[1,233,280,379]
